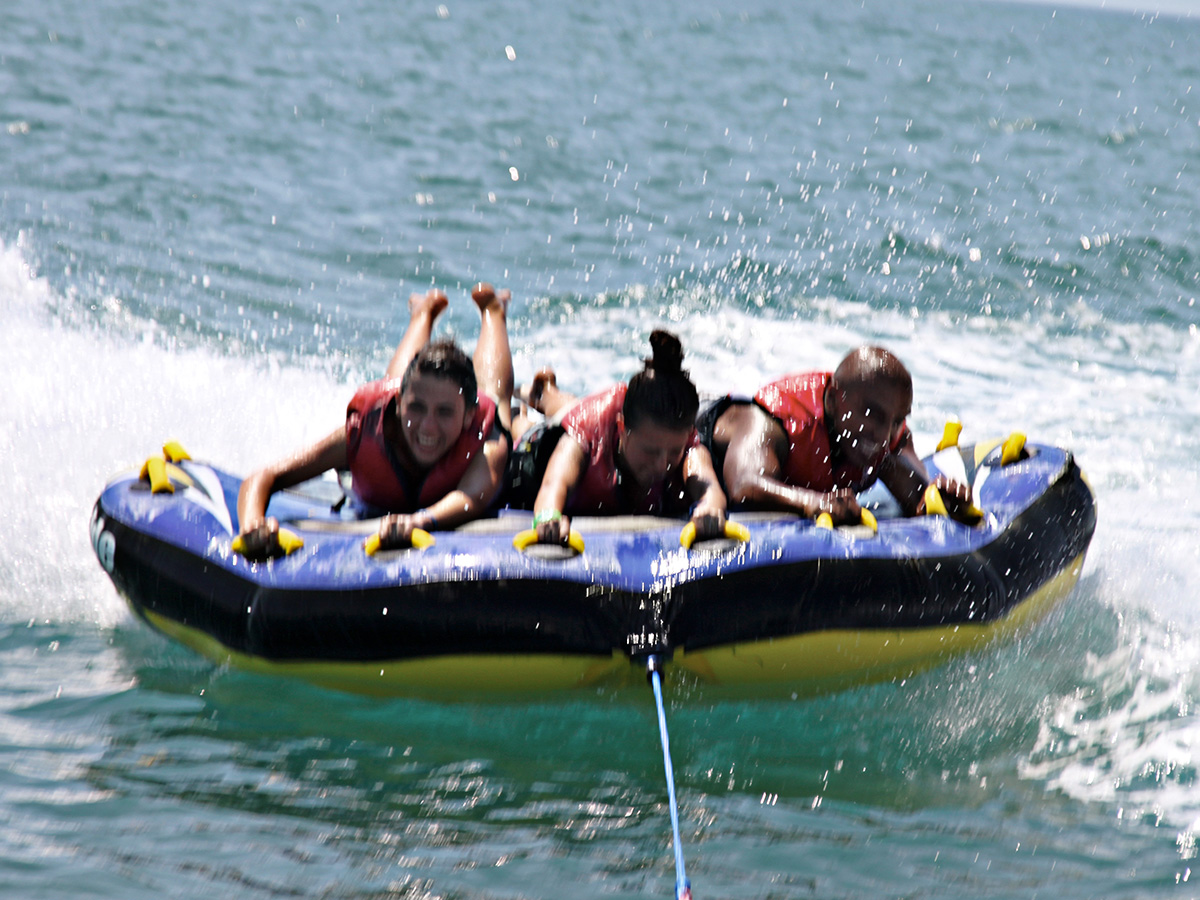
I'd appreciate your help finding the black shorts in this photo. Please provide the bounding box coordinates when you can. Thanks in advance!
[504,420,565,510]
[694,395,753,484]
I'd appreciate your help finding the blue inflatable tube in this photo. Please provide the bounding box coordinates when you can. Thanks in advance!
[90,435,1095,695]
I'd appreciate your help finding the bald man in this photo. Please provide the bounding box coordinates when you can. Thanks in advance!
[697,346,974,525]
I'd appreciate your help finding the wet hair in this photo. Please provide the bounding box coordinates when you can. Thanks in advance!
[622,330,699,431]
[400,338,478,407]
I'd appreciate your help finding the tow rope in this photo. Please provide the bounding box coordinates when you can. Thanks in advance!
[646,654,692,900]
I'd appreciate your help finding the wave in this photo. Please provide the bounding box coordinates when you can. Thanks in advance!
[0,238,350,625]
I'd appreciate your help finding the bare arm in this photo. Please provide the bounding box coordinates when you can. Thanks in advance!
[531,434,587,544]
[875,432,927,515]
[235,427,349,557]
[681,444,727,538]
[876,433,975,522]
[718,404,861,524]
[238,427,348,532]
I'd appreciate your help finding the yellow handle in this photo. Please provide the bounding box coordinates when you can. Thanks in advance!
[679,520,752,549]
[936,420,963,451]
[232,527,304,558]
[162,440,191,462]
[139,456,174,494]
[815,509,877,533]
[363,528,435,556]
[1001,432,1027,465]
[923,484,950,517]
[513,528,585,554]
[276,528,304,555]
[923,485,985,523]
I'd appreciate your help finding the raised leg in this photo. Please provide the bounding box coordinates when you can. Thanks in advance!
[519,368,576,418]
[384,289,449,380]
[471,283,515,434]
[511,367,579,441]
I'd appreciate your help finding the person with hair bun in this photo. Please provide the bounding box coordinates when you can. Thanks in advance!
[235,284,516,559]
[510,330,727,546]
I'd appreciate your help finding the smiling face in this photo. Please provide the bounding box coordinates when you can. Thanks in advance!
[828,381,912,472]
[395,373,472,468]
[617,418,693,489]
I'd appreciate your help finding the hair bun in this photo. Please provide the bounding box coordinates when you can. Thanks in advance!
[648,329,684,374]
[625,329,698,430]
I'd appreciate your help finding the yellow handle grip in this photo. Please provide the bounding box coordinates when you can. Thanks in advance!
[936,420,963,451]
[363,527,435,556]
[815,509,878,533]
[139,456,174,494]
[232,527,304,559]
[513,528,585,554]
[1001,432,1027,465]
[679,520,752,549]
[276,528,305,555]
[923,484,949,517]
[922,485,985,523]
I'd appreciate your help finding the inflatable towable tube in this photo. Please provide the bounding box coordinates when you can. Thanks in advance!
[90,435,1096,696]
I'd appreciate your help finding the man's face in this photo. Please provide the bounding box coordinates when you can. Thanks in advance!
[830,382,911,472]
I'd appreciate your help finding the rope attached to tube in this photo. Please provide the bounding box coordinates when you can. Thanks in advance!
[646,655,693,900]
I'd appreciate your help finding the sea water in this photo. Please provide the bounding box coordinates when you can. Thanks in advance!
[2,0,1199,896]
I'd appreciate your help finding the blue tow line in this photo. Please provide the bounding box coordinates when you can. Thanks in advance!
[647,655,692,900]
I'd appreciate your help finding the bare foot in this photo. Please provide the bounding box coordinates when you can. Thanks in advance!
[517,367,557,413]
[471,282,510,315]
[520,368,576,417]
[409,288,449,321]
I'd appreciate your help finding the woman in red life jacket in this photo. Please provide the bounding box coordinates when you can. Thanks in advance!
[696,345,974,525]
[235,283,515,559]
[515,330,727,547]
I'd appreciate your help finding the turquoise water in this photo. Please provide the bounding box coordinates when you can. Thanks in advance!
[3,0,1200,896]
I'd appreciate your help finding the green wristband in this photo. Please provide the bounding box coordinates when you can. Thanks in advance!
[532,509,562,528]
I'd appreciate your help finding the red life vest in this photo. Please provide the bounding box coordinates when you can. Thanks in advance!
[560,383,696,516]
[345,378,496,512]
[753,372,907,492]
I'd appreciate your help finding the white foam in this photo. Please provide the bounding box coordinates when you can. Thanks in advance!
[0,238,348,626]
[1021,616,1200,837]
